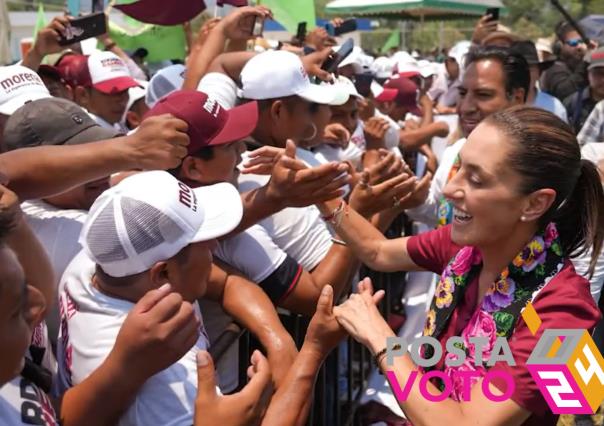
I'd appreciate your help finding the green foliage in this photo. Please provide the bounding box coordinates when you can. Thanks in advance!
[315,0,604,51]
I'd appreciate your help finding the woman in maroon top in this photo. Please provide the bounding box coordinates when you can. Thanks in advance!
[319,106,604,425]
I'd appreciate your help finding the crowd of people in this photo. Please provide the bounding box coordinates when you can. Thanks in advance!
[0,5,603,426]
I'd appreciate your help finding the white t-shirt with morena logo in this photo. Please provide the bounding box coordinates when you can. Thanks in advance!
[56,251,212,426]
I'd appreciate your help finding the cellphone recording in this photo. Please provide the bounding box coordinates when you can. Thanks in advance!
[249,16,264,37]
[58,12,107,46]
[321,38,354,74]
[296,22,307,43]
[485,7,499,22]
[325,19,358,37]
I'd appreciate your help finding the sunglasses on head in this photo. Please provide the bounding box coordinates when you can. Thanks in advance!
[565,38,584,47]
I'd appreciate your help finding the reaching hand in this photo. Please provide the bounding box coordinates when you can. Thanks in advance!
[398,172,432,210]
[301,48,334,83]
[363,117,390,150]
[195,350,272,426]
[304,285,348,358]
[242,146,285,175]
[220,6,273,41]
[111,284,200,380]
[323,123,351,148]
[32,16,71,58]
[349,161,417,218]
[471,15,498,44]
[333,278,389,350]
[304,27,331,51]
[126,114,190,170]
[265,140,351,208]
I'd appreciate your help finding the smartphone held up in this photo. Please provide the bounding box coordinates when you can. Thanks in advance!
[58,12,107,46]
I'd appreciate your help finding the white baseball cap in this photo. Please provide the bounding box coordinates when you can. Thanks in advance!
[121,80,148,126]
[371,56,395,80]
[323,75,362,106]
[417,60,436,78]
[0,65,51,115]
[146,64,186,108]
[240,50,337,104]
[80,171,243,277]
[84,51,139,94]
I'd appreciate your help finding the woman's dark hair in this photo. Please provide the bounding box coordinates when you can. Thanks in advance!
[465,46,531,102]
[484,106,604,276]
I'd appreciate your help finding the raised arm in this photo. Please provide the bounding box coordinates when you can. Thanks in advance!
[204,262,297,389]
[316,197,421,272]
[0,115,189,200]
[183,6,272,90]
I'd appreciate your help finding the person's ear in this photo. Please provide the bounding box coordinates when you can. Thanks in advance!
[180,156,203,182]
[25,285,46,328]
[270,100,284,123]
[126,111,142,130]
[520,188,557,222]
[149,261,170,288]
[74,86,90,108]
[511,87,526,105]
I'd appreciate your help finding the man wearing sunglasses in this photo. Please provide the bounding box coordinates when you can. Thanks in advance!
[541,21,597,101]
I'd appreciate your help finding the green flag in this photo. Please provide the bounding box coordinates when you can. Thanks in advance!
[33,2,46,40]
[108,20,186,62]
[381,30,400,53]
[260,0,316,34]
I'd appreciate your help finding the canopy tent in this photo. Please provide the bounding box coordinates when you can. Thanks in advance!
[579,15,604,45]
[325,0,507,19]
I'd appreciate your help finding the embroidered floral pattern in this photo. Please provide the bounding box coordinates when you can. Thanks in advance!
[435,276,455,309]
[424,309,436,336]
[482,270,516,313]
[421,223,565,392]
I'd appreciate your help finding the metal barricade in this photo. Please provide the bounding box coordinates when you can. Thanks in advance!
[218,215,412,425]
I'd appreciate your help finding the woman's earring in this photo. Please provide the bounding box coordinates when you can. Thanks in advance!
[520,216,527,222]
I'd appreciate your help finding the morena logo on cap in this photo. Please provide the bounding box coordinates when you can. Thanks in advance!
[203,96,220,119]
[178,181,198,212]
[100,57,126,69]
[0,72,45,93]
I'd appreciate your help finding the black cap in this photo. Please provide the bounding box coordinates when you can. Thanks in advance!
[509,40,555,72]
[3,97,120,151]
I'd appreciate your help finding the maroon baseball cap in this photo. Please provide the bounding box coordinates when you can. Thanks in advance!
[382,76,422,116]
[54,51,139,94]
[144,90,259,154]
[55,53,89,88]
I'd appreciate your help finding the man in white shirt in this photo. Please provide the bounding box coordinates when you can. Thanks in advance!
[3,97,119,343]
[4,97,119,281]
[57,171,243,426]
[408,46,530,227]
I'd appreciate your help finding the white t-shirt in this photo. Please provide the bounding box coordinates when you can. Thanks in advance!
[22,200,87,285]
[56,251,212,426]
[0,322,58,425]
[0,376,58,426]
[581,142,604,164]
[238,155,333,272]
[22,200,88,345]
